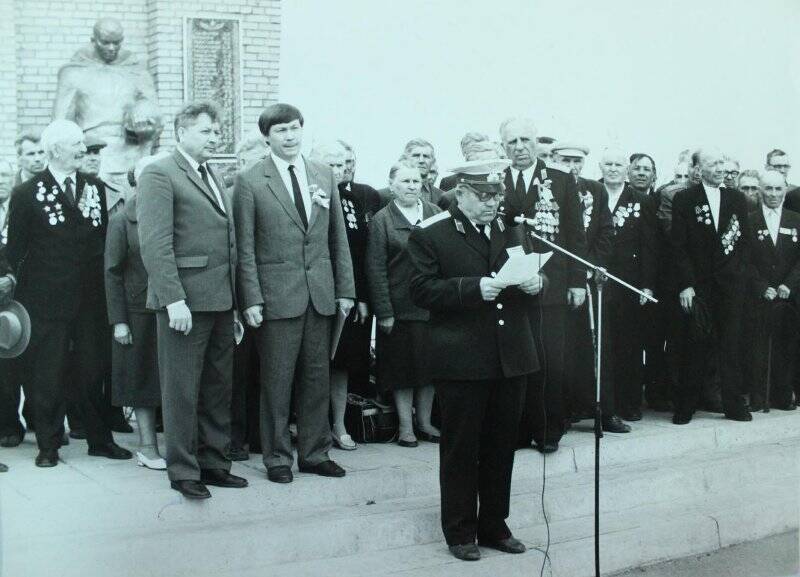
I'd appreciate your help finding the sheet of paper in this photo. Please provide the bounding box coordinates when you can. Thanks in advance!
[495,251,553,287]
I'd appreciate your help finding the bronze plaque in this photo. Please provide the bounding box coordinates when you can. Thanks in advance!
[184,17,242,155]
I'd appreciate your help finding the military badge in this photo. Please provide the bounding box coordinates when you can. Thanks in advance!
[36,181,66,226]
[695,203,713,226]
[613,202,641,231]
[78,183,103,228]
[721,213,741,255]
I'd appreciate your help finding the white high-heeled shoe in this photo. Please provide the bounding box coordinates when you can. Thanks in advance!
[136,451,167,470]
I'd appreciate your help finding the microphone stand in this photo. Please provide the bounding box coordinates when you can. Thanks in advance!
[513,215,657,577]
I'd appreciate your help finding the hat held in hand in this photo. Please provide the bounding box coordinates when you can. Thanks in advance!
[0,301,31,358]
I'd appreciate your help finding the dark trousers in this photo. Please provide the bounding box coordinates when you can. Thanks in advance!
[610,293,645,412]
[567,289,615,416]
[157,311,233,481]
[231,326,261,451]
[675,290,747,414]
[21,311,112,451]
[0,359,25,437]
[748,301,798,407]
[643,294,672,405]
[256,306,332,470]
[520,304,567,445]
[436,376,526,546]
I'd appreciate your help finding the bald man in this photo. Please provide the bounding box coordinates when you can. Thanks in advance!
[499,117,587,453]
[670,148,752,424]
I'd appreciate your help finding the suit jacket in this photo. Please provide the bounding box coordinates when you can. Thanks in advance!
[8,168,107,320]
[233,155,355,320]
[137,149,236,312]
[607,185,658,295]
[105,195,151,325]
[502,159,587,306]
[407,207,539,380]
[577,178,614,269]
[671,183,751,295]
[747,207,800,298]
[338,181,383,303]
[366,200,441,321]
[784,187,800,213]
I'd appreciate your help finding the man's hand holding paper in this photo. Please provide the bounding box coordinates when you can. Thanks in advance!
[495,248,553,289]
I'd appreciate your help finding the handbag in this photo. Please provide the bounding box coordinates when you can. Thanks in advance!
[344,393,398,443]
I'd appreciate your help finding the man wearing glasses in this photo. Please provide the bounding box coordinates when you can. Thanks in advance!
[407,159,542,561]
[768,150,800,211]
[723,157,741,190]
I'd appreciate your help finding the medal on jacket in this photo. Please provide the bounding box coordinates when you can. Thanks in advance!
[454,220,466,235]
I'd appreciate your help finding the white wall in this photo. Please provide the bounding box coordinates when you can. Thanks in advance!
[279,0,800,185]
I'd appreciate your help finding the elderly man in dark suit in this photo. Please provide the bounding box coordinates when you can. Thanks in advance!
[138,102,246,498]
[408,159,541,561]
[7,119,131,467]
[671,148,752,424]
[377,139,445,208]
[234,103,355,484]
[599,150,657,422]
[499,118,587,453]
[746,171,800,410]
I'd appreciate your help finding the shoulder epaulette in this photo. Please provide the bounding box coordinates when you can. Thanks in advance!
[417,211,451,229]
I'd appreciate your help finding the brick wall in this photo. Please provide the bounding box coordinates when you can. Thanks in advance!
[6,0,280,162]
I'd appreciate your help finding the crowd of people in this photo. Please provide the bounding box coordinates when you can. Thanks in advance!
[0,97,798,554]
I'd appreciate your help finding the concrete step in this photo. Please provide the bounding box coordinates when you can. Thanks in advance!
[6,434,798,577]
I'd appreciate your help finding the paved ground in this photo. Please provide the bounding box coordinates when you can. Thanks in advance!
[615,531,799,577]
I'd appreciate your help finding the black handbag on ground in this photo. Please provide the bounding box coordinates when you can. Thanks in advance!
[344,393,398,443]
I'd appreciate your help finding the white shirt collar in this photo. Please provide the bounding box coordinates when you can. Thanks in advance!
[271,152,305,173]
[762,203,782,217]
[511,163,536,182]
[393,199,423,225]
[48,166,77,188]
[176,145,202,172]
[702,182,721,196]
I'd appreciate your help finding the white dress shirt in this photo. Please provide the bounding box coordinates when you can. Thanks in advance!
[394,200,423,226]
[271,152,312,222]
[762,204,782,245]
[702,183,721,231]
[48,167,78,196]
[510,164,537,193]
[0,198,10,231]
[176,145,226,214]
[605,184,625,214]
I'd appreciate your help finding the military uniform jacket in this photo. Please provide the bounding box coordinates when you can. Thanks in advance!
[407,207,540,381]
[607,185,658,296]
[747,207,800,298]
[8,168,107,320]
[502,159,587,306]
[671,184,751,295]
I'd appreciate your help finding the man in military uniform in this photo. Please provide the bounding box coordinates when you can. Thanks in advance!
[408,159,542,562]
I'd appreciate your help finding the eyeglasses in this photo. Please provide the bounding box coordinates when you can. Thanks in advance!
[470,190,505,203]
[723,170,740,177]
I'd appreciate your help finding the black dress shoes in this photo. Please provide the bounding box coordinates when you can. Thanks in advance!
[267,466,293,484]
[0,433,23,448]
[724,408,753,422]
[448,543,481,561]
[619,408,642,422]
[415,430,440,444]
[68,428,87,440]
[602,415,632,433]
[298,460,346,477]
[672,411,693,425]
[200,469,248,488]
[478,536,527,554]
[227,445,250,461]
[88,443,133,460]
[35,449,59,467]
[534,441,559,454]
[773,401,797,411]
[170,480,211,499]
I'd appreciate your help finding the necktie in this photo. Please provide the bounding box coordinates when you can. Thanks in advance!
[198,164,221,210]
[63,176,75,205]
[515,171,526,197]
[288,164,308,229]
[480,224,491,244]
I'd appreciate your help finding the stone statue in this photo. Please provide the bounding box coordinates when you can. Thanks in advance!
[53,18,163,177]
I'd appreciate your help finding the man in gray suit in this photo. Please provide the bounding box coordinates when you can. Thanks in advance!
[138,101,247,499]
[234,103,355,484]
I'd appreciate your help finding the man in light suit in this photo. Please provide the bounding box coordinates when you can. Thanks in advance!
[234,103,355,484]
[138,102,247,498]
